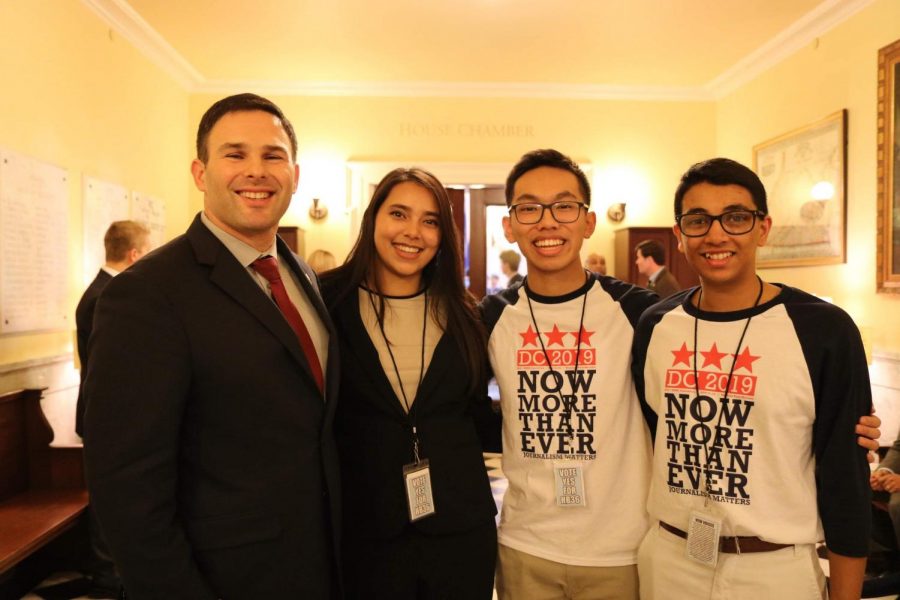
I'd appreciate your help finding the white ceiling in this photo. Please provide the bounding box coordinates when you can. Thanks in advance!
[82,0,874,99]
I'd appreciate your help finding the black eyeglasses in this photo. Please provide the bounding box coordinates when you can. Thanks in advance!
[675,210,766,237]
[510,201,587,224]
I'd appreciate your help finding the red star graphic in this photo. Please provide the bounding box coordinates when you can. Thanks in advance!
[700,343,727,369]
[545,324,567,346]
[570,326,595,346]
[733,346,761,372]
[671,342,692,367]
[519,325,539,347]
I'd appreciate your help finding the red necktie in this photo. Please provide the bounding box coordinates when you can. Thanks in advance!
[251,256,324,393]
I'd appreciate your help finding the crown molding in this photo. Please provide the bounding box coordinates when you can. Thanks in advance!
[79,0,202,89]
[706,0,875,98]
[195,79,714,101]
[83,0,873,101]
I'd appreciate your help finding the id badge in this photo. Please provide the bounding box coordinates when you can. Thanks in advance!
[686,510,721,567]
[554,462,586,507]
[403,460,436,522]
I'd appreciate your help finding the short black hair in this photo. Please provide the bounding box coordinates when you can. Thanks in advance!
[636,239,665,265]
[674,158,768,216]
[505,149,591,207]
[196,93,297,163]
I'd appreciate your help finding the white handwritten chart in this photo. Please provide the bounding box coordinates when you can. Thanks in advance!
[0,148,70,333]
[131,192,166,250]
[82,176,130,285]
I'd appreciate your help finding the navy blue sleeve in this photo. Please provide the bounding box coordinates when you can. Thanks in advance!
[630,293,686,442]
[784,288,872,557]
[597,275,659,329]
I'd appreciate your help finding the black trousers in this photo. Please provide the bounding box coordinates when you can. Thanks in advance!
[343,519,497,600]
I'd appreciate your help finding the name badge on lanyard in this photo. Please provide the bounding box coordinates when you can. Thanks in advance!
[403,459,436,522]
[686,510,721,567]
[554,462,587,507]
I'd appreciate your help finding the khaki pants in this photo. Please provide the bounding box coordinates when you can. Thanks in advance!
[496,543,639,600]
[637,522,826,600]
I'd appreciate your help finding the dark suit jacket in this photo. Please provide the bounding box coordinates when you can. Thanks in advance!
[83,215,341,600]
[649,266,680,298]
[322,278,498,542]
[75,269,113,437]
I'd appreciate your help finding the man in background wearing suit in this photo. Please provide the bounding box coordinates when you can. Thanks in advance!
[74,219,149,597]
[635,238,681,298]
[84,94,340,599]
[75,220,150,437]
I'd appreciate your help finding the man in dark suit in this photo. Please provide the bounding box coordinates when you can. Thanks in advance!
[83,94,340,600]
[75,220,150,597]
[635,238,681,298]
[75,220,150,437]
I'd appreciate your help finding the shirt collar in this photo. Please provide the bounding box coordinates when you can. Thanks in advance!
[201,211,277,267]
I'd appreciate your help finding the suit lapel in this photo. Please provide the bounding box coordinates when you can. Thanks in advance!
[411,333,453,410]
[334,290,409,419]
[187,217,323,394]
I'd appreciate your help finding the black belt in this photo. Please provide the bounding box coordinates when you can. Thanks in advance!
[659,521,793,554]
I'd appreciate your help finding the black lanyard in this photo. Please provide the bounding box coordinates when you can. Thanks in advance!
[524,273,590,437]
[692,276,763,503]
[367,288,428,462]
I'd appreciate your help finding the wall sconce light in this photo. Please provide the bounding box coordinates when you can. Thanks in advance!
[606,203,626,223]
[309,197,328,221]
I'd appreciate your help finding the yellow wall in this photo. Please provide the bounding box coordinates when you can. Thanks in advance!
[0,1,191,365]
[716,0,900,353]
[6,0,898,366]
[189,93,715,270]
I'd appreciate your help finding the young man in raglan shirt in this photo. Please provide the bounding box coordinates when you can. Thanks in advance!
[480,149,659,599]
[480,150,880,600]
[631,158,871,599]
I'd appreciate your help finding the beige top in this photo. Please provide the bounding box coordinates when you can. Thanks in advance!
[358,287,444,412]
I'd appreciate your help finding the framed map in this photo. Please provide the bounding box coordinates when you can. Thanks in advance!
[878,38,900,293]
[752,110,847,268]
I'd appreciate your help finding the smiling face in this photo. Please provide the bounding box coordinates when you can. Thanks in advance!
[191,110,298,251]
[502,166,595,295]
[372,182,442,295]
[673,181,771,292]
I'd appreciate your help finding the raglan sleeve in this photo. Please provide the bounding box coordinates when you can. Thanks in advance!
[632,306,665,441]
[803,307,872,557]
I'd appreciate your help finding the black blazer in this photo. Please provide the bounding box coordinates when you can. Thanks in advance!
[75,268,113,437]
[322,277,498,541]
[84,215,341,600]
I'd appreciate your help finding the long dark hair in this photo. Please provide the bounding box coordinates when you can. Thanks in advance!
[324,167,487,393]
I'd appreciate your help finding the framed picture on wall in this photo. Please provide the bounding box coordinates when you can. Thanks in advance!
[752,110,847,268]
[878,38,900,293]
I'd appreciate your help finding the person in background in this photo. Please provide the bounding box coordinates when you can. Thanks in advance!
[585,252,607,275]
[308,248,337,274]
[634,239,680,298]
[321,167,498,599]
[499,249,524,287]
[865,431,900,595]
[632,157,871,599]
[76,220,151,437]
[83,93,340,599]
[74,219,150,598]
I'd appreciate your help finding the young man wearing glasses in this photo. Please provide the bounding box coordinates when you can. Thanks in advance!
[631,158,871,599]
[480,149,660,599]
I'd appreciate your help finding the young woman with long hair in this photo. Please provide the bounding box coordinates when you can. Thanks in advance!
[320,168,499,599]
